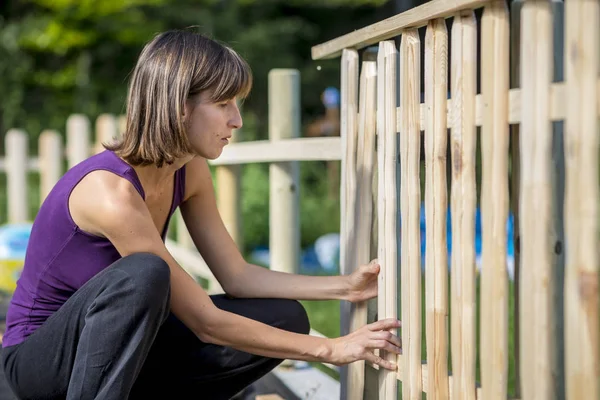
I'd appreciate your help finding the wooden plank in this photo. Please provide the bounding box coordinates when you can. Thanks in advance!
[5,130,29,223]
[311,0,488,60]
[347,59,377,400]
[339,48,360,400]
[399,28,422,400]
[209,137,341,165]
[216,130,242,248]
[480,1,510,399]
[424,17,449,400]
[564,0,600,399]
[376,39,398,400]
[519,1,555,398]
[450,10,478,400]
[38,130,63,204]
[268,70,300,275]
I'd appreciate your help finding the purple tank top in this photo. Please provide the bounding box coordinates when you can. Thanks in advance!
[2,150,186,347]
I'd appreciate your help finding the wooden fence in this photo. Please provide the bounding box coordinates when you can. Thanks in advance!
[311,0,598,399]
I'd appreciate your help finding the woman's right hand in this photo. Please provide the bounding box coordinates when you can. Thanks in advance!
[327,318,402,370]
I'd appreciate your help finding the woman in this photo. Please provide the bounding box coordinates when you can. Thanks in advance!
[1,30,401,400]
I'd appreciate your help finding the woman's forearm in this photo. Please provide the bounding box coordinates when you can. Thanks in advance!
[229,263,350,301]
[198,307,332,362]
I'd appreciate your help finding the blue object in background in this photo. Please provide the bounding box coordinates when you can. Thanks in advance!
[250,206,516,279]
[0,223,33,294]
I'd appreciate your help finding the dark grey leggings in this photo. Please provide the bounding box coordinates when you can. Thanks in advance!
[1,253,310,400]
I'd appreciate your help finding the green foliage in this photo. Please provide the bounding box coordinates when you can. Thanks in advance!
[0,0,386,246]
[239,160,340,252]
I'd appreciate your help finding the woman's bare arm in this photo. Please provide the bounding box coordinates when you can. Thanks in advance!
[68,169,400,369]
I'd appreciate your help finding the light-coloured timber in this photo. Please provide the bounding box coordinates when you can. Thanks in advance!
[399,28,422,400]
[210,136,341,166]
[95,114,118,154]
[66,114,90,169]
[311,0,488,60]
[339,48,361,400]
[347,60,377,400]
[424,17,449,400]
[5,129,29,223]
[268,69,300,276]
[38,130,63,203]
[216,129,243,248]
[375,39,398,400]
[450,9,478,400]
[519,1,555,398]
[564,0,600,399]
[480,1,510,399]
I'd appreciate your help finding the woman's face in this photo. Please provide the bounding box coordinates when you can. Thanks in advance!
[184,90,243,160]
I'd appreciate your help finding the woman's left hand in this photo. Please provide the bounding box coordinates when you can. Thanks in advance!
[346,259,380,303]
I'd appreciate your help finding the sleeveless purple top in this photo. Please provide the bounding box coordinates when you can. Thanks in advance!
[2,150,186,347]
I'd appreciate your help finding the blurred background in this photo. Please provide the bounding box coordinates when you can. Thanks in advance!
[0,0,428,258]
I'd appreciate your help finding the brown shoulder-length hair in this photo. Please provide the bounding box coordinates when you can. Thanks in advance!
[105,30,252,167]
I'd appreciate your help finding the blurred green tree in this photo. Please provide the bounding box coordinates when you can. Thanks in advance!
[0,0,391,249]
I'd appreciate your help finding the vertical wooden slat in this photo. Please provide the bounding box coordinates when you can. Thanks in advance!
[95,114,117,154]
[424,17,449,400]
[564,0,600,399]
[269,69,301,276]
[400,28,422,400]
[38,130,63,203]
[339,48,361,400]
[508,1,523,397]
[350,60,378,399]
[66,114,90,169]
[519,1,555,398]
[450,10,477,400]
[5,129,28,223]
[480,1,510,399]
[217,130,242,248]
[376,39,398,400]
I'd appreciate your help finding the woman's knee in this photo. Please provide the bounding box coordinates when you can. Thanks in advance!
[277,300,310,335]
[118,252,171,303]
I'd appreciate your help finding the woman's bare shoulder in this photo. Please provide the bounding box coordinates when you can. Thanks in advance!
[183,156,214,202]
[69,170,144,237]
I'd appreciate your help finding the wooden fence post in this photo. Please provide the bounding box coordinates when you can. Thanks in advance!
[268,69,300,275]
[38,130,63,203]
[339,49,359,400]
[216,129,242,249]
[67,114,90,169]
[376,39,398,400]
[564,0,599,398]
[95,114,118,154]
[5,129,28,223]
[399,27,423,400]
[450,10,477,400]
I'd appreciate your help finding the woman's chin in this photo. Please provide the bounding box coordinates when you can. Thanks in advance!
[198,148,223,161]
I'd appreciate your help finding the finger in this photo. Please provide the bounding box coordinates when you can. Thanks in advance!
[370,330,402,348]
[364,350,396,371]
[368,318,402,331]
[368,339,402,355]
